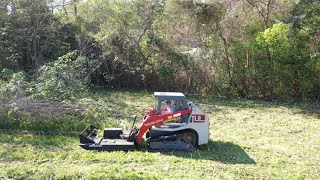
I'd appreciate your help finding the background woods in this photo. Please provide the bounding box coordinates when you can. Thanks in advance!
[0,0,319,100]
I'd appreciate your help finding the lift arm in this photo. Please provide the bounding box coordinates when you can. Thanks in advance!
[135,109,192,144]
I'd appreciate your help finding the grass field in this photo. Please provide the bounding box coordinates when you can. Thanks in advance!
[0,91,320,179]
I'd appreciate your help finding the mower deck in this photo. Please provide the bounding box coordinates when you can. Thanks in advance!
[79,125,136,151]
[79,139,135,151]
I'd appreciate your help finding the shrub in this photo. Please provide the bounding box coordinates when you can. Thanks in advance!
[34,51,95,100]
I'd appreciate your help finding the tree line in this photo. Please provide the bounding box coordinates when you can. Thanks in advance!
[0,0,319,100]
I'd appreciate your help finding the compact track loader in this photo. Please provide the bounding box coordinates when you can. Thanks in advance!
[79,92,209,152]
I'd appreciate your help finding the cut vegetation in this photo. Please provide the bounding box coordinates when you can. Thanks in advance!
[0,91,319,179]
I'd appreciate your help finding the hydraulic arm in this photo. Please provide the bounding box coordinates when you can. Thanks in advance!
[134,109,192,144]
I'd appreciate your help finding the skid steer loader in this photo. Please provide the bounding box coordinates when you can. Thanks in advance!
[79,92,209,152]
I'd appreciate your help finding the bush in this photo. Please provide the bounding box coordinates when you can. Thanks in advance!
[0,70,33,99]
[34,51,95,100]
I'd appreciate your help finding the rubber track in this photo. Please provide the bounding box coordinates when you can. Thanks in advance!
[146,132,194,152]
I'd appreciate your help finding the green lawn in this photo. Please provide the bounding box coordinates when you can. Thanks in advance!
[0,91,319,179]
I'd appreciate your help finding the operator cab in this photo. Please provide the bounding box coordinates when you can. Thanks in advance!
[154,92,189,115]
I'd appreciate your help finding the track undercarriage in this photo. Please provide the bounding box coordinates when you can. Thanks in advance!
[147,131,196,152]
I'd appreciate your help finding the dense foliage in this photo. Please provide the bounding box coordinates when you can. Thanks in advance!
[0,0,319,100]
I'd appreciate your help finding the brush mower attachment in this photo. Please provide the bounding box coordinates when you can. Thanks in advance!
[79,125,136,151]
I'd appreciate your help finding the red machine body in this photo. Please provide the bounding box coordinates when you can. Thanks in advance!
[136,109,192,144]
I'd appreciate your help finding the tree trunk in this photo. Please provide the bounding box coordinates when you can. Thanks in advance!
[73,0,78,16]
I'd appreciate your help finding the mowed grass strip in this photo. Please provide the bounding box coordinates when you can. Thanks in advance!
[0,92,319,179]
